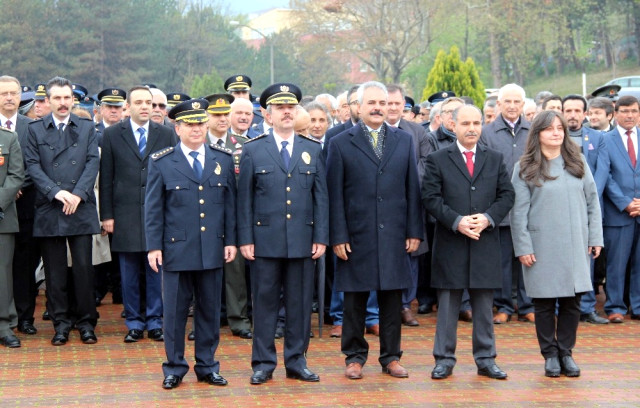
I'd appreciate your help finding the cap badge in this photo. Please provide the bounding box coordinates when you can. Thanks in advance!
[236,76,243,81]
[37,85,45,91]
[192,102,201,109]
[280,85,289,92]
[173,94,180,100]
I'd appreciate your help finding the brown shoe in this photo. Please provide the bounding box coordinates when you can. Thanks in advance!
[493,312,511,324]
[365,324,379,336]
[518,312,535,323]
[401,308,419,326]
[458,310,473,322]
[608,313,624,323]
[383,360,408,378]
[330,325,342,338]
[345,362,363,379]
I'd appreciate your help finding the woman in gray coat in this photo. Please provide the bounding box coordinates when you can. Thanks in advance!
[511,111,603,378]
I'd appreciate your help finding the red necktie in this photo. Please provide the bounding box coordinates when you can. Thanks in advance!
[627,130,636,168]
[463,151,474,177]
[5,120,12,130]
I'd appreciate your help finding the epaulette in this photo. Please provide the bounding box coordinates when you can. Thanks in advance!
[209,143,232,155]
[151,146,174,161]
[244,133,268,143]
[297,133,321,143]
[0,125,11,132]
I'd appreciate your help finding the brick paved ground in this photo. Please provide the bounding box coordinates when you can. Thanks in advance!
[1,290,638,407]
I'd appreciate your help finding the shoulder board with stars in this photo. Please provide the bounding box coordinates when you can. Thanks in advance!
[244,133,268,143]
[0,125,11,132]
[297,133,321,143]
[151,146,175,161]
[209,143,232,155]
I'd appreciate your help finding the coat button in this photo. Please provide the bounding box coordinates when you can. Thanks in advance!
[201,226,206,232]
[56,182,61,185]
[141,167,145,171]
[286,187,291,192]
[379,224,384,229]
[171,238,175,242]
[71,180,76,184]
[286,214,291,219]
[53,163,58,167]
[176,186,180,190]
[257,221,261,226]
[378,196,382,201]
[50,146,54,150]
[262,169,266,173]
[306,171,310,174]
[199,199,204,204]
[471,186,476,191]
[200,213,205,218]
[218,183,221,186]
[288,173,291,178]
[199,185,203,190]
[286,200,291,205]
[71,161,76,165]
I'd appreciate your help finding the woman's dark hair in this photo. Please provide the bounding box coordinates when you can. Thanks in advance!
[519,110,584,186]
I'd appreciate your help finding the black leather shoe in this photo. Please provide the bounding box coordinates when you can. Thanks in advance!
[18,321,37,335]
[42,310,51,321]
[95,296,102,307]
[560,356,580,377]
[80,329,97,344]
[285,368,320,382]
[418,304,433,314]
[233,329,253,339]
[431,364,453,379]
[580,311,609,324]
[51,331,69,346]
[148,328,164,342]
[250,370,273,384]
[477,364,507,379]
[274,327,284,339]
[188,330,195,341]
[120,310,126,318]
[0,334,21,348]
[544,357,561,377]
[124,329,144,343]
[197,372,228,386]
[162,374,182,389]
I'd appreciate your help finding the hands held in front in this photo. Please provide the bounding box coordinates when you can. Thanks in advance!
[55,190,82,215]
[224,246,237,263]
[589,246,602,259]
[457,213,490,240]
[406,238,420,253]
[311,243,326,259]
[626,198,640,217]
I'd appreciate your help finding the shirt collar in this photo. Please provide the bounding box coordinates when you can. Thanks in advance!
[456,140,476,155]
[0,112,17,126]
[52,114,70,129]
[180,142,205,159]
[617,124,637,137]
[130,119,149,134]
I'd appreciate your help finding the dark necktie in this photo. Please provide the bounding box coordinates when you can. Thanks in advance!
[217,139,225,147]
[5,120,12,131]
[626,130,636,168]
[58,122,65,136]
[189,151,202,180]
[281,140,290,170]
[138,127,146,155]
[463,151,474,177]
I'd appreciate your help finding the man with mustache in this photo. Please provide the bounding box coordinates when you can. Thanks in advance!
[95,88,126,146]
[229,98,261,139]
[149,88,168,125]
[23,76,100,346]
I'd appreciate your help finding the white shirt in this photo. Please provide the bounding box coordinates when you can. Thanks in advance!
[456,140,476,163]
[273,130,294,157]
[0,112,17,130]
[130,119,149,145]
[180,143,205,170]
[617,125,638,157]
[208,132,225,146]
[52,115,70,131]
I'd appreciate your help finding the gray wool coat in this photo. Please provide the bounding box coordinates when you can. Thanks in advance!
[510,155,603,298]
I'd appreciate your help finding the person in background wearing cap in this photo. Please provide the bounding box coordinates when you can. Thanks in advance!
[95,88,126,144]
[203,93,253,340]
[100,86,176,344]
[237,83,329,385]
[224,74,252,100]
[19,91,37,119]
[229,97,261,139]
[33,83,50,119]
[145,98,236,389]
[23,76,100,346]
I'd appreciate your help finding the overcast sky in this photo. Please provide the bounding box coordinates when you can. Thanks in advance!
[226,0,291,15]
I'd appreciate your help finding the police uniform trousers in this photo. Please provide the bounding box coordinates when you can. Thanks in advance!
[119,252,163,331]
[162,267,222,378]
[433,288,497,369]
[224,254,251,333]
[251,257,314,373]
[40,235,97,332]
[0,234,18,337]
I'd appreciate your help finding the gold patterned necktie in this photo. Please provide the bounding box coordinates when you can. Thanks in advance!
[371,130,379,148]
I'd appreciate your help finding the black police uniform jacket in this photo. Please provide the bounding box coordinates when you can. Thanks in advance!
[144,143,236,272]
[24,113,100,237]
[237,131,329,258]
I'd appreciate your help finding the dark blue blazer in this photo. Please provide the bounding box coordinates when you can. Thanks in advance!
[145,143,237,271]
[580,127,609,199]
[237,131,329,258]
[327,123,423,292]
[603,127,640,226]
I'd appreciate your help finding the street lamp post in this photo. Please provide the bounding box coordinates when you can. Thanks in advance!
[230,21,274,84]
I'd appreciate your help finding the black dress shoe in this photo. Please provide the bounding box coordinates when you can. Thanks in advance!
[544,357,561,377]
[631,314,640,320]
[148,328,164,341]
[0,334,21,348]
[80,329,98,344]
[233,329,252,339]
[418,304,433,314]
[274,327,284,339]
[188,330,195,341]
[250,370,273,384]
[162,374,182,389]
[42,310,51,321]
[580,311,609,324]
[560,356,580,377]
[18,321,37,335]
[431,364,453,379]
[51,331,69,346]
[124,329,144,343]
[285,368,320,382]
[477,364,507,379]
[197,372,228,386]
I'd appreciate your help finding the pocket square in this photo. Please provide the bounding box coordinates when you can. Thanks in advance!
[588,143,594,150]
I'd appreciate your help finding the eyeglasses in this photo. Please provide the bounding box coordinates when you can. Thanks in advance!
[152,103,166,109]
[618,109,639,115]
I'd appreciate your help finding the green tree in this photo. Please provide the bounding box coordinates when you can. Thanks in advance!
[422,45,485,106]
[187,68,224,97]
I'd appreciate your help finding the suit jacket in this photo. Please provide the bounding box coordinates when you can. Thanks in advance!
[327,123,423,292]
[24,113,100,237]
[145,143,236,271]
[0,129,24,232]
[99,120,177,252]
[422,143,514,289]
[578,127,609,202]
[14,114,35,220]
[603,127,640,226]
[231,126,261,140]
[237,131,329,258]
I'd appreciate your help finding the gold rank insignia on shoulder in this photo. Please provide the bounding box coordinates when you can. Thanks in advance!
[151,146,174,160]
[302,151,311,164]
[214,162,221,175]
[244,133,268,143]
[297,133,321,143]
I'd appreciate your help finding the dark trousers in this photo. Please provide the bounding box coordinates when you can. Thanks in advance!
[40,235,97,332]
[251,257,314,373]
[494,227,533,315]
[119,252,163,331]
[224,253,251,333]
[342,289,403,367]
[12,218,40,324]
[533,295,581,359]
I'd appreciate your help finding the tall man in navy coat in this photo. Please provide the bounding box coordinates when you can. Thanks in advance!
[602,95,640,323]
[327,81,423,380]
[237,83,329,385]
[145,99,236,389]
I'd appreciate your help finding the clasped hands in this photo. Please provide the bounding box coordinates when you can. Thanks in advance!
[457,213,490,240]
[625,198,640,217]
[54,190,82,215]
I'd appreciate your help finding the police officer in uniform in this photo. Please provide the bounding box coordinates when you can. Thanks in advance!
[237,83,329,384]
[145,99,236,389]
